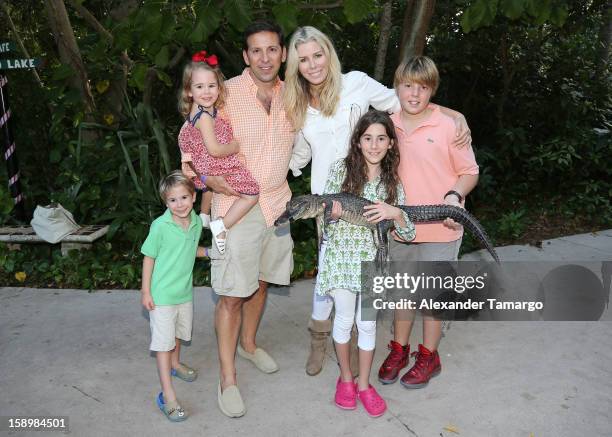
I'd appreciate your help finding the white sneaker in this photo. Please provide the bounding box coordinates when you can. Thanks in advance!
[199,213,210,228]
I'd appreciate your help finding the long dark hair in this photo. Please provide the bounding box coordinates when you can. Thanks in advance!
[341,110,400,205]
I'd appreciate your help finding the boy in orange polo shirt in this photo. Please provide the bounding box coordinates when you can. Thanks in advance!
[378,56,479,388]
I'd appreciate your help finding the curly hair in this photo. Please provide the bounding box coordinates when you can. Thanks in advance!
[177,61,227,119]
[341,110,400,205]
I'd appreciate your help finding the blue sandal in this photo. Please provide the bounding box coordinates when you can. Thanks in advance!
[156,392,188,422]
[171,363,198,382]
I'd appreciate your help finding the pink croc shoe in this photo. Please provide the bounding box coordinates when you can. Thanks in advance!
[334,378,357,410]
[357,385,387,418]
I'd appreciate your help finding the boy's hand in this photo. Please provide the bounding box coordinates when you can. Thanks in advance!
[442,195,463,230]
[141,292,155,311]
[452,115,472,149]
[363,201,401,223]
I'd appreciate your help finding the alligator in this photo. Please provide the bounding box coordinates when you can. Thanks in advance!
[274,193,500,267]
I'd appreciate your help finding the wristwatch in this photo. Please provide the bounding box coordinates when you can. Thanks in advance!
[444,190,463,203]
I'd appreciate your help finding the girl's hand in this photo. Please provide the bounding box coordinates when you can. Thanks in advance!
[443,195,463,230]
[391,229,408,242]
[322,201,343,221]
[141,291,155,311]
[452,115,472,149]
[363,201,401,223]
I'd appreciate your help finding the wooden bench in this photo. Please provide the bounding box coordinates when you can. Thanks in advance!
[0,225,109,255]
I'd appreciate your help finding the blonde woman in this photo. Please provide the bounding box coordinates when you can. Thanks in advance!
[284,26,472,377]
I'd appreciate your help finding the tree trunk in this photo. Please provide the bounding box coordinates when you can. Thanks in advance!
[596,0,611,79]
[44,0,95,113]
[374,0,393,81]
[399,0,436,62]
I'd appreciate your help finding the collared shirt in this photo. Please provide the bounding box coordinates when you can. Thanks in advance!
[289,71,400,195]
[212,68,295,227]
[391,106,479,243]
[141,209,203,305]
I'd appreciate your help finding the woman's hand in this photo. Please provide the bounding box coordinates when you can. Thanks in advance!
[443,194,463,230]
[452,115,472,149]
[363,201,401,224]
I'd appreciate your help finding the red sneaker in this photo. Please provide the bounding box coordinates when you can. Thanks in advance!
[400,344,441,389]
[377,341,410,384]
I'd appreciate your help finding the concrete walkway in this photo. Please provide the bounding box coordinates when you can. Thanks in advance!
[1,230,611,437]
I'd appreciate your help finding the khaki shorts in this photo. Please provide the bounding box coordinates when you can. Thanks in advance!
[390,238,462,262]
[149,301,193,351]
[211,204,293,298]
[389,239,462,318]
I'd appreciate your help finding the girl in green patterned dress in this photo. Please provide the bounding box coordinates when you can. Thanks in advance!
[316,110,416,417]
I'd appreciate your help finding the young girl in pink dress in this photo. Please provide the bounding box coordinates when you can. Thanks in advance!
[177,51,259,254]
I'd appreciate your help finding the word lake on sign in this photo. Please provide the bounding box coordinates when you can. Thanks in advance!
[0,59,41,70]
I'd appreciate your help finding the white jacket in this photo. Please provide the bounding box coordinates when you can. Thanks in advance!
[289,71,400,194]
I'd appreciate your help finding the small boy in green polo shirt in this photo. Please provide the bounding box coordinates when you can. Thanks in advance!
[141,170,208,422]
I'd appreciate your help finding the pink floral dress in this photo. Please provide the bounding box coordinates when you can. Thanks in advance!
[178,108,259,195]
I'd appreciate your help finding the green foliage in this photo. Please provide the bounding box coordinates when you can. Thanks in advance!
[497,209,527,239]
[0,183,14,223]
[0,243,210,289]
[461,0,569,32]
[344,0,377,24]
[273,3,299,34]
[224,0,253,31]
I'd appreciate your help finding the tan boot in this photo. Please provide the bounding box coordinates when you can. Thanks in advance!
[349,325,359,377]
[306,318,332,376]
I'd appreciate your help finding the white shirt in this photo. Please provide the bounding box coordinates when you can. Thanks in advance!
[289,71,400,194]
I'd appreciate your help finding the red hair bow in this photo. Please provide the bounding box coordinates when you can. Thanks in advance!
[192,50,219,67]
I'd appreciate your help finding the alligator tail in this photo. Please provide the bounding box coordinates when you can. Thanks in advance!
[399,205,500,263]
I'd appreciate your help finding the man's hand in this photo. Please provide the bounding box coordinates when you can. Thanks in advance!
[205,175,239,196]
[452,115,472,149]
[141,291,155,311]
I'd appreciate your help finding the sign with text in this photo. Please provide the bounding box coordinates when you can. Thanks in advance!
[0,42,17,53]
[0,58,41,70]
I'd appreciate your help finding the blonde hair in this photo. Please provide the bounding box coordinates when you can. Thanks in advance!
[159,170,195,202]
[283,26,342,130]
[393,56,440,95]
[178,61,227,118]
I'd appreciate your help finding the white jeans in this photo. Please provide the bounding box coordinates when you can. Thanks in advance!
[331,289,376,351]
